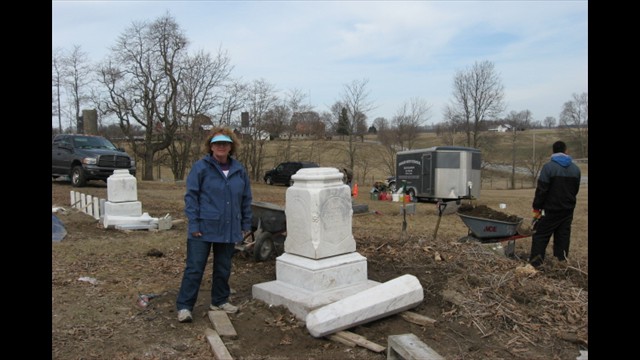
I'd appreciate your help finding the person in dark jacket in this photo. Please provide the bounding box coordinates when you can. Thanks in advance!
[176,127,253,322]
[529,141,581,268]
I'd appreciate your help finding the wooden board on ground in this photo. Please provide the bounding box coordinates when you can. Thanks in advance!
[326,334,356,347]
[208,310,238,337]
[388,333,444,360]
[204,328,233,360]
[399,311,437,326]
[332,330,386,353]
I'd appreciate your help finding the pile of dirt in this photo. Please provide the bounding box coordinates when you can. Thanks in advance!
[458,204,521,222]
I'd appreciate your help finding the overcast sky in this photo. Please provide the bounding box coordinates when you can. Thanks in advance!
[52,0,588,127]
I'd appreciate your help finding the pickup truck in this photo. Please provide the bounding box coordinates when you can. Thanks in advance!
[52,134,136,187]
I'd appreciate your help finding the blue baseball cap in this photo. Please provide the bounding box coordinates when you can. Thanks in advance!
[210,134,233,143]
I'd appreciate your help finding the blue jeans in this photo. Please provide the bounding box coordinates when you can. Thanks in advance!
[176,239,236,311]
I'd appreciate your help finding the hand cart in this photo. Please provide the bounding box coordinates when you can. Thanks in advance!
[236,201,287,261]
[457,212,532,257]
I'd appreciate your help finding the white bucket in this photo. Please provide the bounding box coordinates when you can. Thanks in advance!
[392,194,400,202]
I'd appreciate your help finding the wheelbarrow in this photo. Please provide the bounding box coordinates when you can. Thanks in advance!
[236,201,287,261]
[457,212,532,257]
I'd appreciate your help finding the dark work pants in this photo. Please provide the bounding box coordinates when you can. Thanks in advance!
[529,209,574,266]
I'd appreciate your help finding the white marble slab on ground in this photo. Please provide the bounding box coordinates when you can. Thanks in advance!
[305,274,424,338]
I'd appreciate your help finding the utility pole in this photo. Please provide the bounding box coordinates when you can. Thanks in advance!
[511,125,516,189]
[532,132,536,163]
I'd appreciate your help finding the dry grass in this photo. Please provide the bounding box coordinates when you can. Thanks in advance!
[52,172,588,359]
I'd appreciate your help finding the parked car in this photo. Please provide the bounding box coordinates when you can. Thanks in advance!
[52,134,136,187]
[263,161,319,186]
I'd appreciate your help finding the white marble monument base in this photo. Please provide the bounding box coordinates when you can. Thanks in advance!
[252,252,380,320]
[104,200,142,217]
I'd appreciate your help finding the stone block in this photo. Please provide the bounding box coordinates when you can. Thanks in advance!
[107,169,138,202]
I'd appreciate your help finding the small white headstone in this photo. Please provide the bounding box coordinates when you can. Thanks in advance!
[107,169,138,203]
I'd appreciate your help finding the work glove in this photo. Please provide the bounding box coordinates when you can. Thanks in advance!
[532,209,542,228]
[532,209,542,220]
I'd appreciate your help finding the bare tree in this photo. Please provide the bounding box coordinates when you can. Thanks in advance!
[339,78,375,171]
[319,111,335,138]
[327,102,346,137]
[392,97,432,150]
[376,128,399,177]
[449,60,505,148]
[216,79,249,126]
[239,79,279,181]
[62,45,94,133]
[52,47,66,133]
[302,112,326,139]
[264,103,290,138]
[166,48,234,180]
[559,92,588,158]
[522,151,547,187]
[97,13,188,181]
[505,110,533,189]
[371,117,388,134]
[543,116,556,128]
[439,105,466,146]
[279,88,313,158]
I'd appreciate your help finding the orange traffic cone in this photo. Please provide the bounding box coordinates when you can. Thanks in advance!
[352,183,359,197]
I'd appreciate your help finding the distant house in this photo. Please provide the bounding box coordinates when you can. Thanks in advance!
[488,124,512,132]
[234,127,270,141]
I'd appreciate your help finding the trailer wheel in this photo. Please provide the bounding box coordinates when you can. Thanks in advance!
[407,188,416,201]
[254,231,274,261]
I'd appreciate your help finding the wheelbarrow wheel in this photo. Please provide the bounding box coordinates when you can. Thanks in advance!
[254,231,274,261]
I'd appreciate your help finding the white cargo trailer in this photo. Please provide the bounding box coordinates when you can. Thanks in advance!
[396,146,481,202]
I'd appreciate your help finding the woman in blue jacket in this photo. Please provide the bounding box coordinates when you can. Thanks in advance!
[176,127,253,323]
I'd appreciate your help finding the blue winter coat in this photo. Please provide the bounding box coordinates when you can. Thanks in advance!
[184,155,253,243]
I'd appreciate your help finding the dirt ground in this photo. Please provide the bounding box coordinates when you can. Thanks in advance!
[52,178,588,360]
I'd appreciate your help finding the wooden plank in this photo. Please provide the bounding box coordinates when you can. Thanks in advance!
[334,331,386,353]
[208,310,238,337]
[326,334,356,347]
[399,311,437,326]
[204,328,233,360]
[388,333,444,360]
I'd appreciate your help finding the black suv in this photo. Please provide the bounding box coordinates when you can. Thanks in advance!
[52,134,136,187]
[263,161,319,186]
